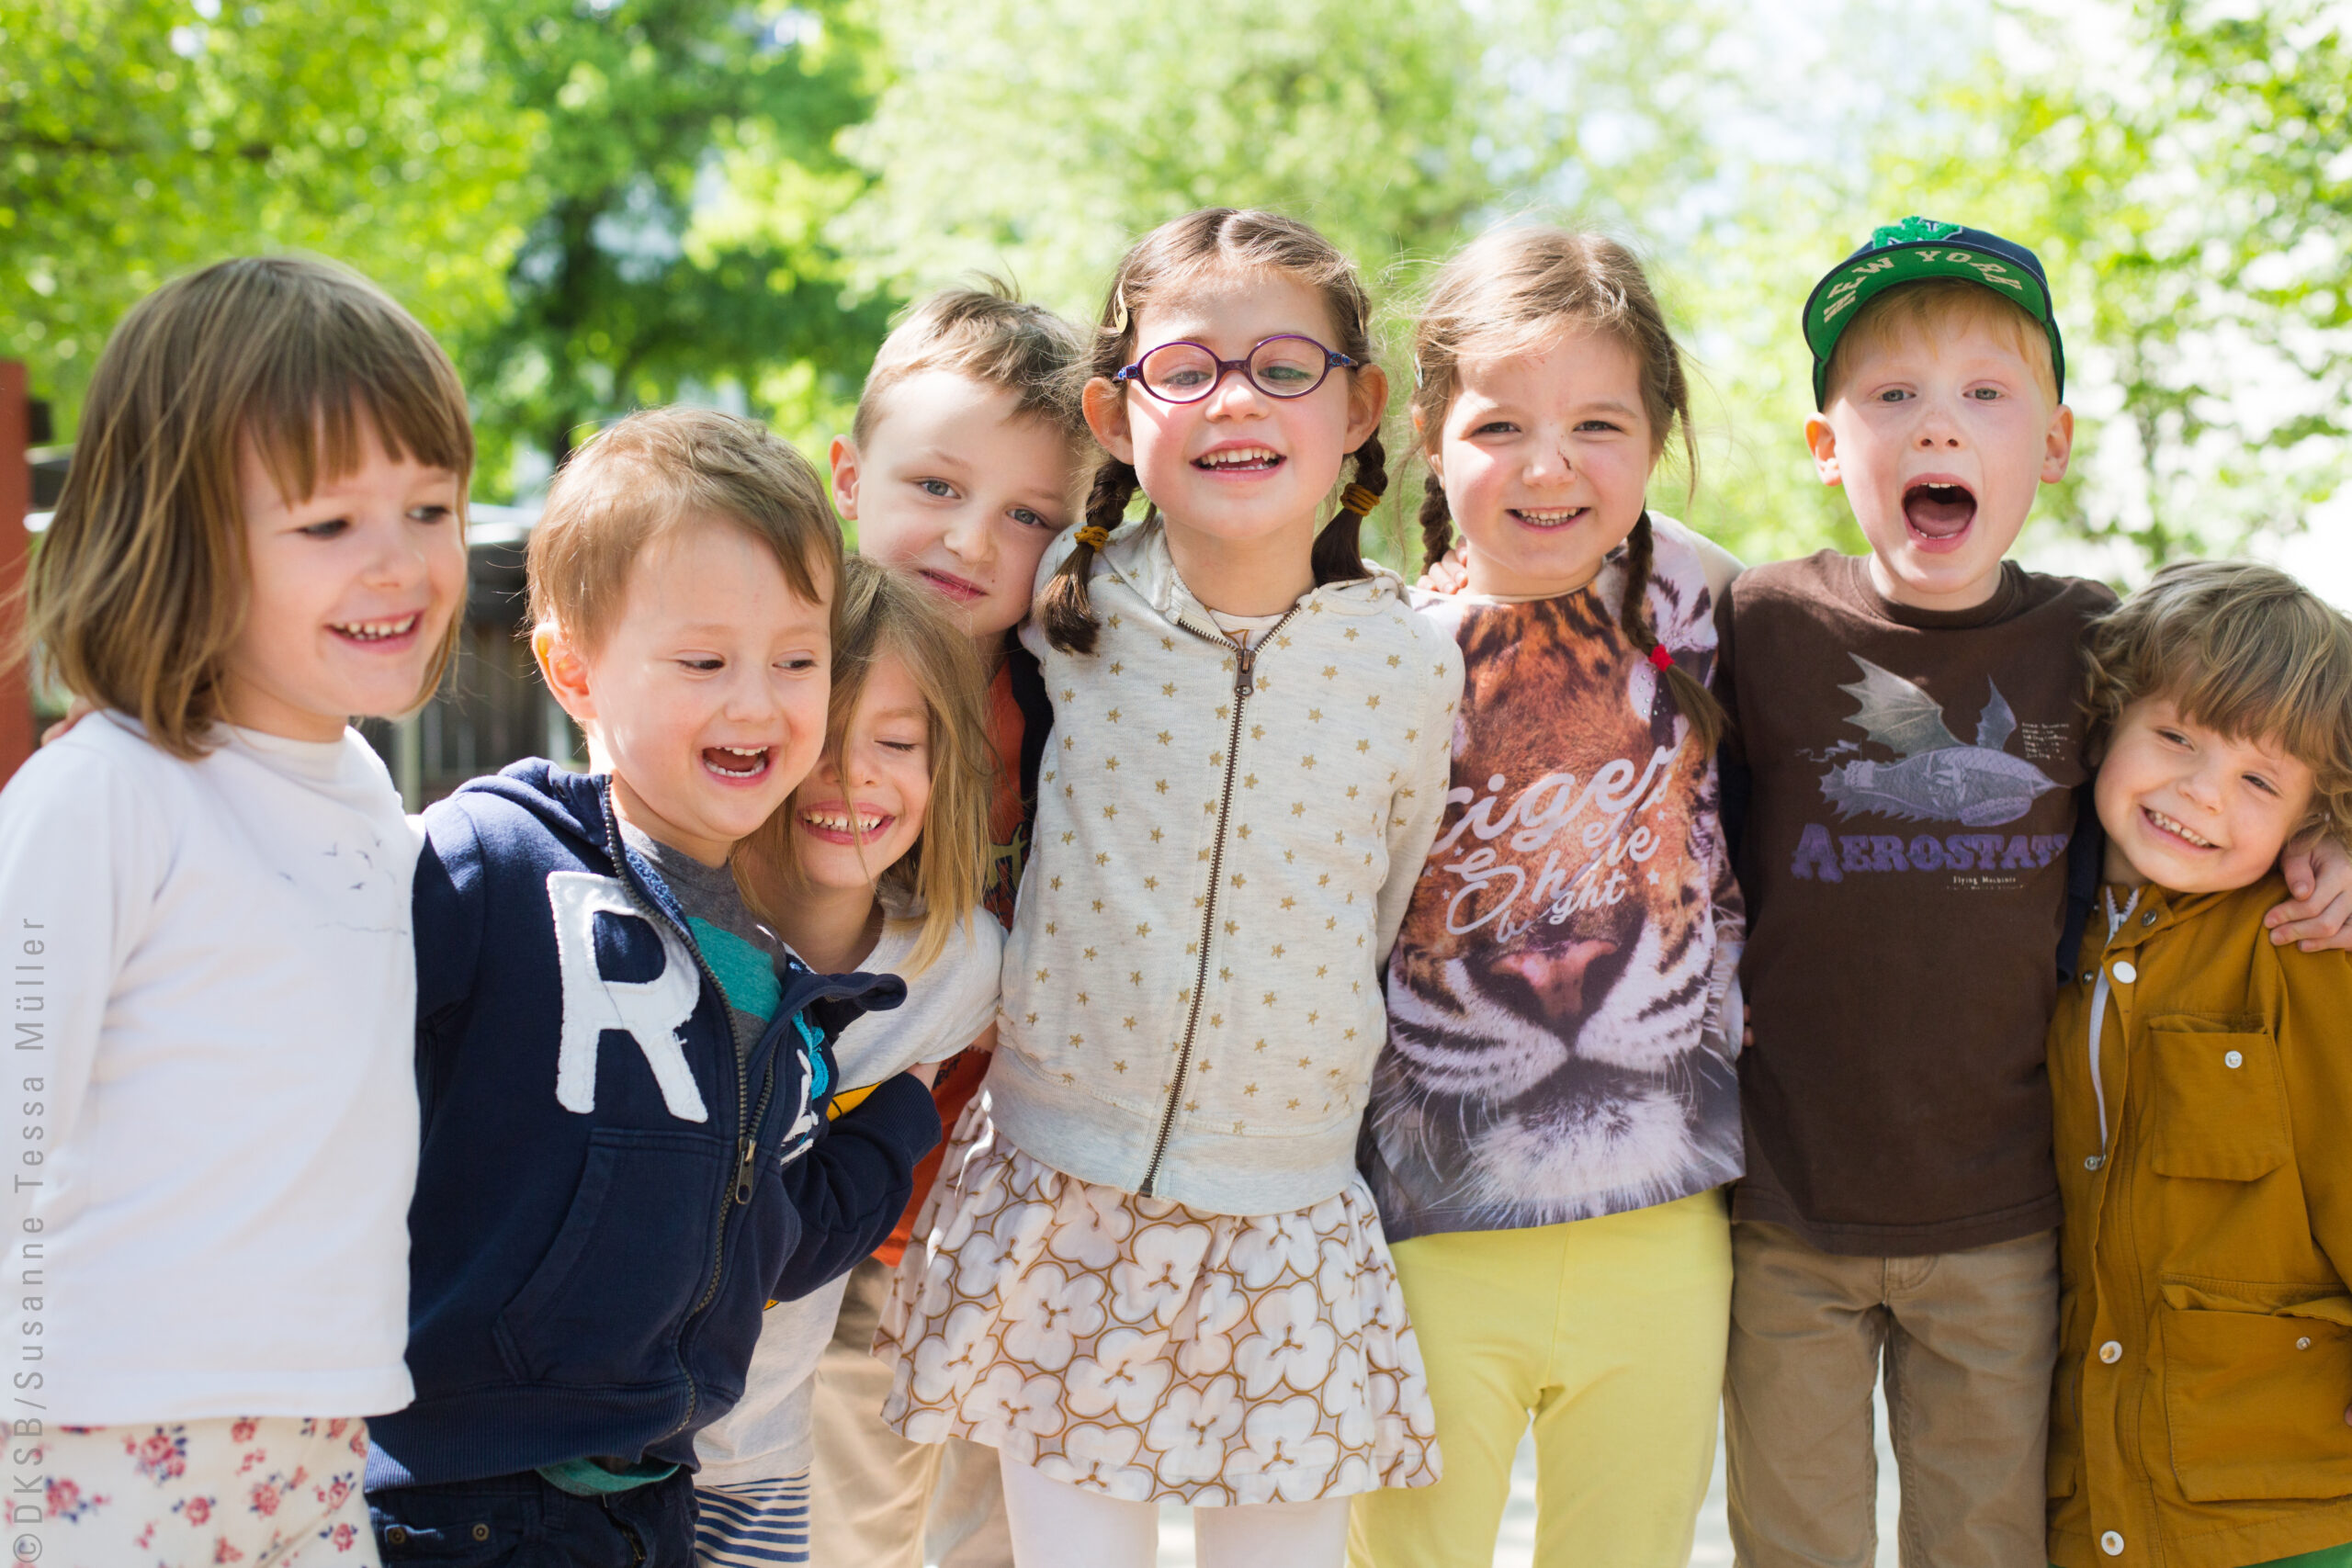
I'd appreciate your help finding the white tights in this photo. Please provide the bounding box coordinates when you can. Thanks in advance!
[998,1453,1352,1568]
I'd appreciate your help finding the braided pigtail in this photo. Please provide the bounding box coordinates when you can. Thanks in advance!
[1039,458,1136,655]
[1418,468,1453,570]
[1617,512,1724,752]
[1311,427,1385,586]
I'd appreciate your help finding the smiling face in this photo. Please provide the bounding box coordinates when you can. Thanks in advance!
[539,516,833,866]
[788,650,933,893]
[2097,695,2317,894]
[1808,308,2073,614]
[1432,327,1656,600]
[224,418,469,741]
[1083,267,1385,604]
[836,370,1079,646]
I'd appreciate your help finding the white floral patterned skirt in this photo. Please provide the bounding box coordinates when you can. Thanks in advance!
[874,1091,1442,1506]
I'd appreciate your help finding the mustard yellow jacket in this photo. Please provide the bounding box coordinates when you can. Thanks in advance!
[2048,874,2352,1568]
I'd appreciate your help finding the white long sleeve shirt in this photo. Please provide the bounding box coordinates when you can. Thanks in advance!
[0,713,420,1424]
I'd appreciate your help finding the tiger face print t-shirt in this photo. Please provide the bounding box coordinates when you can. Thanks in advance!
[1362,519,1747,1245]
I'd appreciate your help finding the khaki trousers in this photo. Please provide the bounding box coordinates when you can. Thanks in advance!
[1724,1221,2057,1568]
[810,1256,1012,1568]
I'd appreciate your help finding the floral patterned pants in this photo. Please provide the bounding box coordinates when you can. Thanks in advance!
[39,1416,378,1567]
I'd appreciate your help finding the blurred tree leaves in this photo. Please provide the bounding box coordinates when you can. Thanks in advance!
[462,0,888,488]
[1741,0,2351,572]
[1,0,2343,572]
[831,0,1734,565]
[832,0,1725,308]
[2043,0,2350,565]
[0,0,531,428]
[0,0,885,491]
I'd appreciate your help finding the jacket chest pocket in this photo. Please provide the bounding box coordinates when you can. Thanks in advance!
[2146,1028,2290,1181]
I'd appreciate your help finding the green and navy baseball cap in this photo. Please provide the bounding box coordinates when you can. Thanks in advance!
[1803,216,2064,407]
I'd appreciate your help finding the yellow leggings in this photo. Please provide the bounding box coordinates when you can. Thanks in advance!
[1349,1189,1732,1568]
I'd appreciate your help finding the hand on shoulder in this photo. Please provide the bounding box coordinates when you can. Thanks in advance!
[2267,827,2352,951]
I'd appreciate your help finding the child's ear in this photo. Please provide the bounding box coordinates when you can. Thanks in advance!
[1082,377,1136,465]
[829,435,862,523]
[1344,364,1391,452]
[1413,407,1443,484]
[534,625,597,728]
[2041,403,2075,485]
[1804,412,1842,488]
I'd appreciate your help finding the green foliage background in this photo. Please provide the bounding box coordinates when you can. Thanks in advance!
[3,0,2345,578]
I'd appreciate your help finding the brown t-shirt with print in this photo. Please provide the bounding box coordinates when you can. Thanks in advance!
[1716,551,2114,1256]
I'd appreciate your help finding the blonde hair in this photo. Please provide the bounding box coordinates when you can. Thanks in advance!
[1040,208,1387,655]
[2084,559,2352,843]
[1822,277,2059,406]
[741,557,992,975]
[526,406,839,656]
[852,280,1089,448]
[1407,224,1723,752]
[20,255,473,758]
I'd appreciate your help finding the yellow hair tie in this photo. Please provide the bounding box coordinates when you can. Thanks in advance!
[1340,484,1381,516]
[1075,525,1111,549]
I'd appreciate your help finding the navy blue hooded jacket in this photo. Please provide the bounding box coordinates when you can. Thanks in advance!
[367,762,939,1489]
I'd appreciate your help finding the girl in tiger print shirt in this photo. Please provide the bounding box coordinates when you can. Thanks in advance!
[1351,226,1747,1568]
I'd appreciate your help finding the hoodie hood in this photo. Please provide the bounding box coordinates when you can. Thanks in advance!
[456,758,610,852]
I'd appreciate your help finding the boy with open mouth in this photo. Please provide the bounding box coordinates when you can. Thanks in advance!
[367,407,942,1567]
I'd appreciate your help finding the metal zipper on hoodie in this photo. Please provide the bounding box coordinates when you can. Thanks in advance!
[598,799,763,1447]
[1137,606,1299,1197]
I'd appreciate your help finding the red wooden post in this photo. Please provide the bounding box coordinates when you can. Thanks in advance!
[0,361,31,787]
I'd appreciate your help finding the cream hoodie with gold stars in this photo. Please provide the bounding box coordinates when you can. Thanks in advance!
[986,519,1462,1216]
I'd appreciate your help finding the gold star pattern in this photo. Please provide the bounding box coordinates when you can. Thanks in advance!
[1002,565,1459,1193]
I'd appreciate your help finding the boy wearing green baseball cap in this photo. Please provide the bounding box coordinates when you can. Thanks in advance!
[1711,219,2352,1568]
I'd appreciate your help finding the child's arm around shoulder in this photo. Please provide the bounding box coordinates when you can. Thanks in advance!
[770,1071,943,1301]
[1649,513,1742,606]
[2267,829,2352,951]
[1376,610,1466,964]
